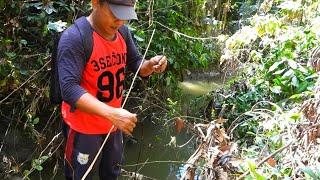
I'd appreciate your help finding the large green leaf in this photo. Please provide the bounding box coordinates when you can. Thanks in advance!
[300,167,318,179]
[248,161,267,180]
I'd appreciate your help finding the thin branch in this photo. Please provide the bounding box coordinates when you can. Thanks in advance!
[177,135,195,148]
[0,58,51,104]
[121,160,213,170]
[22,132,63,179]
[154,21,219,40]
[121,169,157,180]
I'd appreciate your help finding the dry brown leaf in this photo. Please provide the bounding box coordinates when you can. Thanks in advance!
[267,157,276,167]
[308,129,317,144]
[219,145,231,152]
[215,129,225,143]
[215,117,227,124]
[175,117,185,134]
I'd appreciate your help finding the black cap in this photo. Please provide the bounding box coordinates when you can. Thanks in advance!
[106,0,137,20]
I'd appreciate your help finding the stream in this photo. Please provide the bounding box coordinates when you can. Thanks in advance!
[120,71,225,179]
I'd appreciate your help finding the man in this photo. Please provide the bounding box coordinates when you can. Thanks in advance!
[57,0,167,179]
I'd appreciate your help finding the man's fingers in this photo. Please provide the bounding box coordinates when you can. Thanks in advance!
[159,56,166,64]
[153,64,160,69]
[126,126,134,135]
[124,130,132,136]
[131,114,138,123]
[128,121,136,129]
[132,121,136,128]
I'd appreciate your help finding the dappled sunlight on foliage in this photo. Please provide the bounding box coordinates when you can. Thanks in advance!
[1,0,320,179]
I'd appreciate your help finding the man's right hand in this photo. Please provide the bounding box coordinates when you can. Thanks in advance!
[109,108,137,136]
[75,93,138,135]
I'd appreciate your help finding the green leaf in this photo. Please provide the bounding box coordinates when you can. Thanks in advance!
[288,93,302,100]
[23,170,31,180]
[268,61,282,72]
[20,39,27,45]
[297,64,308,74]
[0,78,7,87]
[165,77,171,86]
[33,118,39,125]
[5,52,16,59]
[47,20,67,32]
[40,156,49,162]
[133,35,144,42]
[291,76,299,87]
[301,167,318,179]
[289,112,301,120]
[173,32,180,40]
[248,161,266,180]
[305,73,318,80]
[287,59,297,69]
[271,86,282,94]
[297,82,310,92]
[35,165,43,171]
[273,69,286,75]
[282,69,294,78]
[0,0,4,9]
[44,89,49,98]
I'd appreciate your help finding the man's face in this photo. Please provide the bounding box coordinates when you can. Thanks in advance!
[94,1,127,35]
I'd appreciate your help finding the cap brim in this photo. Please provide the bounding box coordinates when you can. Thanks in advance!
[108,3,138,20]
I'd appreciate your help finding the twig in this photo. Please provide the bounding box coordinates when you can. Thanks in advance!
[0,58,50,104]
[0,115,13,153]
[121,169,156,180]
[38,132,62,157]
[177,135,195,148]
[40,107,58,134]
[227,100,281,135]
[137,158,149,172]
[237,141,293,180]
[154,21,219,40]
[147,0,154,27]
[22,132,63,179]
[121,160,213,170]
[128,96,169,113]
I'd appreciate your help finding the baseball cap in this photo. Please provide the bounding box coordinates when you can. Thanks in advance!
[106,0,137,20]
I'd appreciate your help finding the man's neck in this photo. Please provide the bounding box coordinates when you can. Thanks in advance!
[87,15,116,41]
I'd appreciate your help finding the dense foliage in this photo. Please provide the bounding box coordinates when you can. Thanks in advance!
[0,0,237,178]
[2,0,319,179]
[206,0,320,179]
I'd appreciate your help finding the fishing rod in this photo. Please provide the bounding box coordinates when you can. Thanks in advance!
[81,29,157,180]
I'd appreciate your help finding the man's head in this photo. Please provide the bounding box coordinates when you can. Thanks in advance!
[100,0,137,20]
[91,0,137,37]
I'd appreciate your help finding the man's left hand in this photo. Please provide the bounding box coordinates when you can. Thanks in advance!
[149,55,168,73]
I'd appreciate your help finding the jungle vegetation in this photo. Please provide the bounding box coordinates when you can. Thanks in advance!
[0,0,320,179]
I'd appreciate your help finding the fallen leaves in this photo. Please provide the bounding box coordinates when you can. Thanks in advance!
[180,120,238,180]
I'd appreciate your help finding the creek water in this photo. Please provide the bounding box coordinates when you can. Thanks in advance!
[119,72,225,179]
[120,119,194,180]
